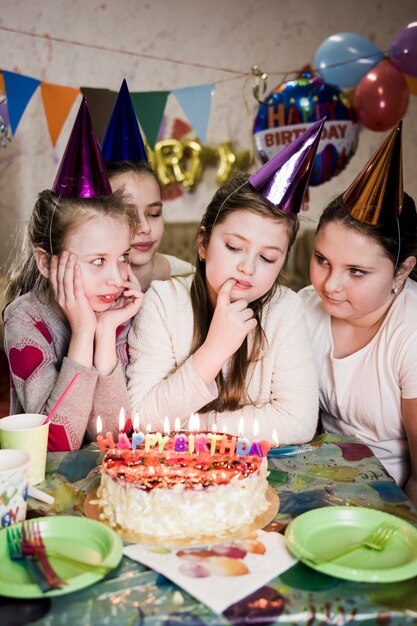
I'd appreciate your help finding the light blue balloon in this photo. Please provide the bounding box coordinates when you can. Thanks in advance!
[315,32,384,88]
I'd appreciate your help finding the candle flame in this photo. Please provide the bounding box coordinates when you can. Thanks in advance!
[174,417,180,433]
[96,415,102,435]
[222,424,228,434]
[212,423,217,434]
[146,423,152,433]
[238,416,244,437]
[163,416,170,435]
[188,412,200,433]
[253,418,259,438]
[133,412,139,432]
[119,407,125,432]
[272,429,279,444]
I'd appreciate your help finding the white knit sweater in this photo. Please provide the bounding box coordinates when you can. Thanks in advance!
[127,275,319,444]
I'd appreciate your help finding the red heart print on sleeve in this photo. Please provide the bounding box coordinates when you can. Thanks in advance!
[9,346,44,381]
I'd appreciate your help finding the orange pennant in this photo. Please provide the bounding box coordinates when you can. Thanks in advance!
[0,72,5,94]
[40,82,80,146]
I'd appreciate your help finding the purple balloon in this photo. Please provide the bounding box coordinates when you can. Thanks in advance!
[389,22,417,77]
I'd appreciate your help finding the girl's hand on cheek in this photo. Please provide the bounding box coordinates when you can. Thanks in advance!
[49,252,97,333]
[205,278,257,361]
[96,266,143,331]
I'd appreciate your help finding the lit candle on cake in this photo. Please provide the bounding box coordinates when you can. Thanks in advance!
[145,422,158,453]
[248,418,263,457]
[187,413,197,454]
[207,422,221,454]
[192,414,209,454]
[259,429,277,456]
[96,415,116,451]
[156,417,170,452]
[117,407,132,450]
[236,416,250,456]
[131,413,144,450]
[174,418,180,433]
[219,423,237,456]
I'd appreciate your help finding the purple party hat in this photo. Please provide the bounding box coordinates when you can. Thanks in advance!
[52,97,112,198]
[101,79,148,162]
[249,117,325,213]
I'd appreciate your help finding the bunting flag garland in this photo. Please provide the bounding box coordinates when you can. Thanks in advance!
[2,70,41,134]
[172,83,214,144]
[130,90,170,149]
[0,69,214,151]
[40,82,80,146]
[80,86,118,142]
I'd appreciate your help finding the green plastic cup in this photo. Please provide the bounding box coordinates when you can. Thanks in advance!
[0,414,49,485]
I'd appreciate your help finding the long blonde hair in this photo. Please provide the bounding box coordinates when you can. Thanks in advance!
[190,173,299,412]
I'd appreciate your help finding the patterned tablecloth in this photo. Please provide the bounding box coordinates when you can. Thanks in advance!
[1,433,417,625]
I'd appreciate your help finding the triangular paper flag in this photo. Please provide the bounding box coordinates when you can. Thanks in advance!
[130,91,169,149]
[2,70,41,134]
[80,86,118,143]
[0,73,5,94]
[172,83,214,144]
[41,82,80,146]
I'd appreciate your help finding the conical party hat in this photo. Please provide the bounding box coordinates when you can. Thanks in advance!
[101,79,148,162]
[249,117,325,213]
[343,122,403,225]
[52,97,112,197]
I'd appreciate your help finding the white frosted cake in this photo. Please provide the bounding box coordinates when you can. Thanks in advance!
[97,440,270,540]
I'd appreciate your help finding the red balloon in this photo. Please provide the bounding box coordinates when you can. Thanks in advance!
[353,59,409,131]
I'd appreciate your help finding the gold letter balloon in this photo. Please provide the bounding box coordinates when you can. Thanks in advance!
[148,140,253,191]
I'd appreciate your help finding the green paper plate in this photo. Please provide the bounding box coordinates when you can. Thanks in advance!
[285,506,417,583]
[0,516,123,598]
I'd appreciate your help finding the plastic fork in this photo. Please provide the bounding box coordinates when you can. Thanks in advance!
[26,521,109,574]
[21,523,66,588]
[6,525,51,592]
[311,522,399,565]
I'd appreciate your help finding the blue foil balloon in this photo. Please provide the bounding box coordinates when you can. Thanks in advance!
[315,33,384,88]
[101,79,148,162]
[253,73,360,187]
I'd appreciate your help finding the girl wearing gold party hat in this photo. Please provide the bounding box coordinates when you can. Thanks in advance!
[300,123,417,506]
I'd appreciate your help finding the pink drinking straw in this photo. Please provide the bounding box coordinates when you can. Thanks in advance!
[42,372,81,425]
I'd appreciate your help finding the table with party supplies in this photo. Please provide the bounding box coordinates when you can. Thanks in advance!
[1,433,417,626]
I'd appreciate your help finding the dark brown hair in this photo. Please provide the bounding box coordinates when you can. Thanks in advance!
[317,192,417,281]
[105,160,161,190]
[190,173,299,412]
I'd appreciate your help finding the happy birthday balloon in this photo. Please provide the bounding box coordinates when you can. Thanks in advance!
[253,73,360,187]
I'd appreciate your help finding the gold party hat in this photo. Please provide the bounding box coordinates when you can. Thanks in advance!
[343,122,403,225]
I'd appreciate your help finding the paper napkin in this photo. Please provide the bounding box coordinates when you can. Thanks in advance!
[124,530,297,614]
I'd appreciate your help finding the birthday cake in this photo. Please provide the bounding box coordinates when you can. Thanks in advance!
[97,435,271,541]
